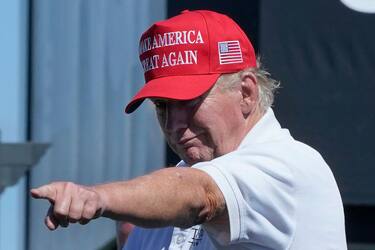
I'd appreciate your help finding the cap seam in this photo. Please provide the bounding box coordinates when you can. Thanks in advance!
[232,22,256,67]
[196,11,212,73]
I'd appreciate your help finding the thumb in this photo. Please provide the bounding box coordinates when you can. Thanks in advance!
[30,184,57,204]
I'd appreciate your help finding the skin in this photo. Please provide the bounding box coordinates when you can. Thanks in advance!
[116,222,134,250]
[30,71,263,234]
[153,72,262,165]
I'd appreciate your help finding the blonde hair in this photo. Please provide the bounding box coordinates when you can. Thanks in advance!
[214,58,280,113]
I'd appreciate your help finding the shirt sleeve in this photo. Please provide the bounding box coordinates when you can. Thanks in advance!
[192,147,296,249]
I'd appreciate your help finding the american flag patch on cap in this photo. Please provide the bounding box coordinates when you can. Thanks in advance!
[218,40,243,65]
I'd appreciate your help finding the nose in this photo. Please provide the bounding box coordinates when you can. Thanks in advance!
[164,102,189,133]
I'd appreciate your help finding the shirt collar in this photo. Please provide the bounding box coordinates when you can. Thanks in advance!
[238,108,291,148]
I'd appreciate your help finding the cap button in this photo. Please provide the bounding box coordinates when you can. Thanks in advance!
[181,9,190,14]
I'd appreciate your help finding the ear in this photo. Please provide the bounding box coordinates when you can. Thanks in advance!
[240,71,258,117]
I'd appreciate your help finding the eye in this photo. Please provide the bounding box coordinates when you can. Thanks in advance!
[152,100,167,114]
[184,98,200,107]
[153,100,165,108]
[181,96,203,109]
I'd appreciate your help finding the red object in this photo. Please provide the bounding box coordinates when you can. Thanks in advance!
[125,10,257,113]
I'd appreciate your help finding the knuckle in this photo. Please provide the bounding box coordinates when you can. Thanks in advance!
[54,207,68,218]
[69,212,81,221]
[82,207,96,220]
[77,186,92,200]
[69,206,82,220]
[64,181,76,190]
[86,189,97,198]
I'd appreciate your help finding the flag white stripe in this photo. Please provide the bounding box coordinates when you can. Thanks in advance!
[218,40,243,65]
[220,57,243,61]
[220,53,242,56]
[221,58,243,61]
[222,51,240,54]
[221,59,243,62]
[221,55,242,59]
[220,60,243,65]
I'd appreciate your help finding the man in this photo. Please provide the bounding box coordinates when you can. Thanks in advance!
[31,10,347,249]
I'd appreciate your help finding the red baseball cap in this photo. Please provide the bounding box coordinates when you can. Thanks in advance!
[125,10,256,113]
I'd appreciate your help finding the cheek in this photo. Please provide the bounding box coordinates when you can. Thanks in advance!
[193,111,237,149]
[192,117,223,146]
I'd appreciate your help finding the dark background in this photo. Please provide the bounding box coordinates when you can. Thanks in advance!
[168,0,375,246]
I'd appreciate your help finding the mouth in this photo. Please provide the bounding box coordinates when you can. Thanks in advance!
[178,137,195,146]
[177,134,200,147]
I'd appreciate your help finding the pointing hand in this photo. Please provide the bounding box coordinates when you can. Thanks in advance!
[30,182,106,230]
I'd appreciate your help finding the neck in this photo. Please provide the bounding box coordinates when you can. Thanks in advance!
[242,105,265,140]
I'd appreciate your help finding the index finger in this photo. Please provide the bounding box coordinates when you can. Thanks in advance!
[30,184,57,204]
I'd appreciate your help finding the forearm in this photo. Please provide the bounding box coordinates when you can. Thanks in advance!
[30,166,226,230]
[96,167,225,228]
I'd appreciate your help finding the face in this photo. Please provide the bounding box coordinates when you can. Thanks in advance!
[152,85,246,165]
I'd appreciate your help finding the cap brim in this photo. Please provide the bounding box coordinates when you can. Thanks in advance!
[125,74,221,113]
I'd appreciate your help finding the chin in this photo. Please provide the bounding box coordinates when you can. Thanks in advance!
[184,152,213,165]
[178,153,200,165]
[174,145,213,165]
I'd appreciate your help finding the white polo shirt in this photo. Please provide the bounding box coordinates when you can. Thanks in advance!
[123,108,347,250]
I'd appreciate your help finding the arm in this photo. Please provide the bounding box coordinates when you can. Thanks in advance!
[31,167,226,230]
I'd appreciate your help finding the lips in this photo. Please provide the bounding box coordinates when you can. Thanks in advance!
[177,133,202,147]
[178,136,196,146]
